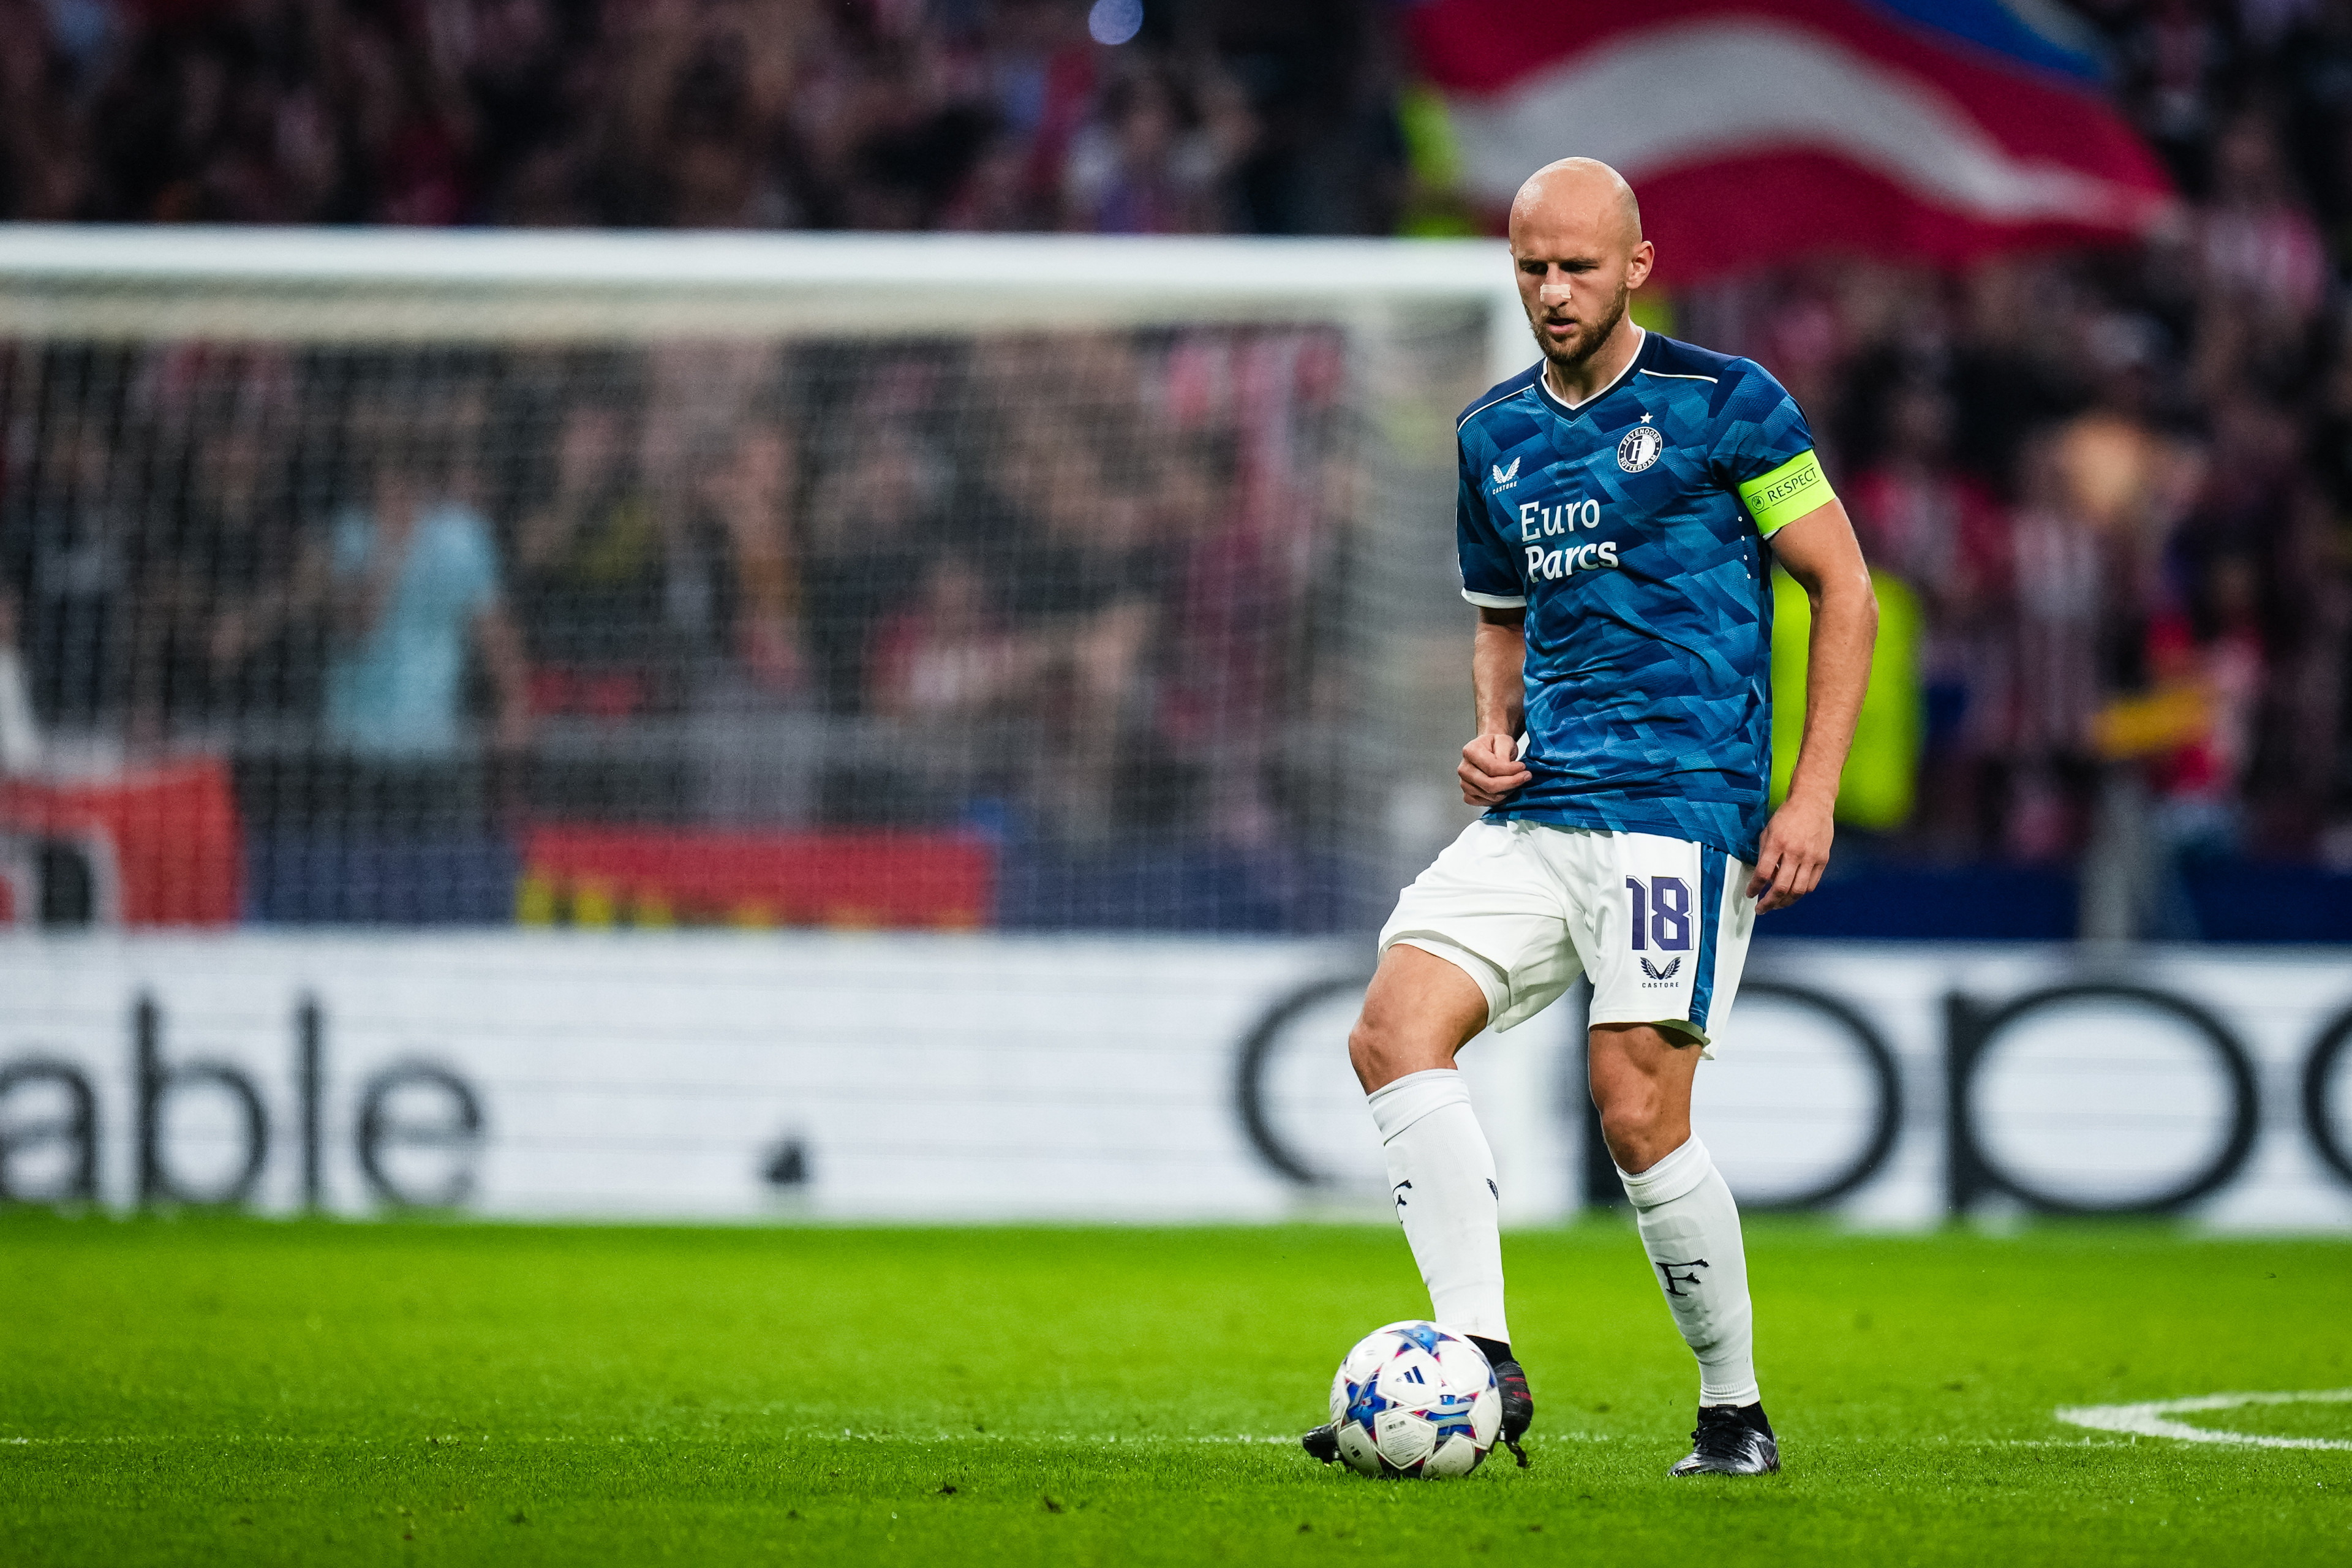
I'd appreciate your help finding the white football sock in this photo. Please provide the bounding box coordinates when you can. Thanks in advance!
[1617,1136,1758,1406]
[1367,1068,1509,1343]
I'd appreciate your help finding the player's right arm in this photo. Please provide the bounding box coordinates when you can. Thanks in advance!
[1461,607,1531,806]
[1454,411,1534,808]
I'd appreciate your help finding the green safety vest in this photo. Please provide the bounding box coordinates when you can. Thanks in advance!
[1770,568,1920,829]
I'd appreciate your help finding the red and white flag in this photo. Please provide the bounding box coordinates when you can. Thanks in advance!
[1408,0,2177,281]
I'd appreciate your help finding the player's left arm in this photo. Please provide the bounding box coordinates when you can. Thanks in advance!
[1751,498,1877,911]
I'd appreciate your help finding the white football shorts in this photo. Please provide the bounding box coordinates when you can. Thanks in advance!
[1378,818,1757,1053]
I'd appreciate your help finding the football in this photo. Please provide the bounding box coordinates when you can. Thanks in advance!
[1327,1321,1503,1478]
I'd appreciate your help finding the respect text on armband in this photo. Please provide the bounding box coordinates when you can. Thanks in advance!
[1754,466,1822,511]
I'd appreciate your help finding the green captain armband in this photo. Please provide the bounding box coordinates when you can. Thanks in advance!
[1738,449,1834,535]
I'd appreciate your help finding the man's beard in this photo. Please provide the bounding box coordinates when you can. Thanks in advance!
[1532,281,1630,373]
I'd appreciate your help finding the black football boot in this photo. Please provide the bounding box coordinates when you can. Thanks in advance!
[1667,1403,1780,1476]
[1490,1358,1534,1468]
[1303,1353,1533,1468]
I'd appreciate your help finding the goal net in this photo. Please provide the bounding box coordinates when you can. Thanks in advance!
[0,228,1517,936]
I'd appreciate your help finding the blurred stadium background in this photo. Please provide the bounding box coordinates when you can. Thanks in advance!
[0,0,2348,1237]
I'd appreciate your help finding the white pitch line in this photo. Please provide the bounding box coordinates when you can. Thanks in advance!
[0,1433,1315,1448]
[1,1431,1611,1449]
[2054,1390,2352,1450]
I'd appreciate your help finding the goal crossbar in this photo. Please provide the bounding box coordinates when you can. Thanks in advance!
[0,226,1526,377]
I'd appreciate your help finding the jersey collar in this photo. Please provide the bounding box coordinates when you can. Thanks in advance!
[1532,327,1648,418]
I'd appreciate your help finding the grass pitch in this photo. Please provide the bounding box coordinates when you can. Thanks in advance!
[3,1214,2349,1565]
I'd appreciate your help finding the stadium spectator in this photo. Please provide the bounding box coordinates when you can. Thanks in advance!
[499,350,778,706]
[0,417,139,729]
[1061,61,1253,233]
[2200,113,2330,339]
[2116,0,2239,195]
[511,391,678,717]
[0,0,94,221]
[695,422,806,697]
[2005,434,2108,861]
[318,421,527,763]
[1845,382,2013,852]
[133,393,306,733]
[801,417,938,717]
[868,552,1047,722]
[2111,554,2267,932]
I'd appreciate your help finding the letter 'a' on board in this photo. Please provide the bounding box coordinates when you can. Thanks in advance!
[1738,448,1835,535]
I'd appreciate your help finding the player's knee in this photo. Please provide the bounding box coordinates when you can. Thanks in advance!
[1593,1082,1673,1170]
[1347,1007,1446,1094]
[1347,1014,1396,1092]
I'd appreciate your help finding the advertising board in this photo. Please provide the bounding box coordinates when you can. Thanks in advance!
[1,934,2346,1229]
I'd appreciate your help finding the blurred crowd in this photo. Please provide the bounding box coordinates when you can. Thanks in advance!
[1681,0,2352,876]
[0,328,1349,852]
[0,0,1400,233]
[9,0,2352,884]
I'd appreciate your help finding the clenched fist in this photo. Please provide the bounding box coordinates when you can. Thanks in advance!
[1459,732,1531,807]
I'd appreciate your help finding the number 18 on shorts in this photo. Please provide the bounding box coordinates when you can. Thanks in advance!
[1378,820,1758,1053]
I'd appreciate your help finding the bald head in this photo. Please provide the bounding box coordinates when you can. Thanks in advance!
[1510,158,1643,251]
[1508,158,1654,387]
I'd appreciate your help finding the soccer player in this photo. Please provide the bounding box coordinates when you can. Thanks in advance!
[1304,159,1875,1477]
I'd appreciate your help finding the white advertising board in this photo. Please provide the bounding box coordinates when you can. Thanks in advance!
[0,933,2346,1229]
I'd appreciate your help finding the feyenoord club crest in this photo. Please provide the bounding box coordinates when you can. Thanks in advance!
[1616,422,1665,473]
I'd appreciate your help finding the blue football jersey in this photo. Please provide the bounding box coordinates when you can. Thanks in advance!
[1455,330,1831,864]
